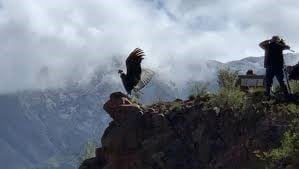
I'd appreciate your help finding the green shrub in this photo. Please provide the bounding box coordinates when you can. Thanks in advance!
[247,88,267,103]
[256,131,299,168]
[170,102,183,111]
[207,68,245,111]
[257,107,299,168]
[209,88,246,111]
[268,131,299,160]
[286,103,299,114]
[290,81,299,93]
[188,81,209,98]
[217,68,239,90]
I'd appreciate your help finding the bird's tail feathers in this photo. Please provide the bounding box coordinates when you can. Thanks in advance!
[133,68,155,93]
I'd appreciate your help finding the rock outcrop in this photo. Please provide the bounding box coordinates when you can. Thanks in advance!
[80,92,293,169]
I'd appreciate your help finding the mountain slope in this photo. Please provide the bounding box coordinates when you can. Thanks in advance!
[0,72,115,169]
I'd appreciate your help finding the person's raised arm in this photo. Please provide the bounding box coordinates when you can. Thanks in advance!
[283,45,290,50]
[259,40,270,50]
[278,39,291,50]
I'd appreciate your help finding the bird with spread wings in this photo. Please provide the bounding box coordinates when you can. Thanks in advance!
[118,48,155,95]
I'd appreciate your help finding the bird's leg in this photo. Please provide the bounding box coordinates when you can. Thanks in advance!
[133,87,144,95]
[126,93,132,99]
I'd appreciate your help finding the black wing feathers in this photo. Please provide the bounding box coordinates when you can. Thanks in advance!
[125,48,145,83]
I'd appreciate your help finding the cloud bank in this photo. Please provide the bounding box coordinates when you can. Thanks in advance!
[0,0,299,93]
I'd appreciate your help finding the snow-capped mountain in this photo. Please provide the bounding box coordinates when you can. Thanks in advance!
[226,53,299,74]
[0,53,298,169]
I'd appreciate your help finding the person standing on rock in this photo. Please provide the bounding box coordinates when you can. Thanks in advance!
[259,36,291,98]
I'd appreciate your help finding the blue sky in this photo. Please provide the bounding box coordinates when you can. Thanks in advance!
[0,0,299,92]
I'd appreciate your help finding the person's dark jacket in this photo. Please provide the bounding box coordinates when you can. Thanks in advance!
[260,40,290,69]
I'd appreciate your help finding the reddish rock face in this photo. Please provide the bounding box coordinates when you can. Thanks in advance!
[80,92,291,169]
[103,92,142,124]
[101,92,145,169]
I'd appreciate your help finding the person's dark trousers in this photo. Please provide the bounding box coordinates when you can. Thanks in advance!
[265,67,289,96]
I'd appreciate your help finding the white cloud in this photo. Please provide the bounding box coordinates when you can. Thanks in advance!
[0,0,298,93]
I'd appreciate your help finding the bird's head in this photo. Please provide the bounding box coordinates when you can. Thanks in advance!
[118,70,126,79]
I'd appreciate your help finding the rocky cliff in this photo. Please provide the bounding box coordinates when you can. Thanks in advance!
[79,91,299,169]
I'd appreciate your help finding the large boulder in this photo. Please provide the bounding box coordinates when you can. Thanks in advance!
[101,92,145,169]
[103,92,143,124]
